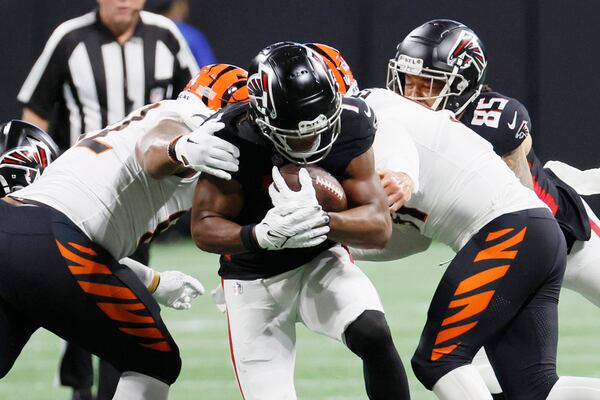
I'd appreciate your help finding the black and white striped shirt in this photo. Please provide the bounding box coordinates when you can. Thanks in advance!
[18,9,199,148]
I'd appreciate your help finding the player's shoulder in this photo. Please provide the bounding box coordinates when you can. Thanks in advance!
[212,103,268,148]
[339,96,377,140]
[466,91,531,129]
[462,91,531,155]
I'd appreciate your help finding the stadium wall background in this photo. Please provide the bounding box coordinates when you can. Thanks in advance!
[1,1,598,207]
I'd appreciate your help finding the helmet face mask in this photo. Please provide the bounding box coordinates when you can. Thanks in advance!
[248,42,343,164]
[388,19,487,115]
[255,103,342,164]
[387,56,472,110]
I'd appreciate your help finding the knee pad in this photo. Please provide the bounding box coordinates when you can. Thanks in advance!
[344,310,393,358]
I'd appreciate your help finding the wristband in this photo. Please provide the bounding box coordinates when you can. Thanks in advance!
[240,224,261,251]
[148,271,161,294]
[167,135,182,164]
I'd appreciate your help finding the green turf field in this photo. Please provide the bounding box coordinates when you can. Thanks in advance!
[2,240,599,399]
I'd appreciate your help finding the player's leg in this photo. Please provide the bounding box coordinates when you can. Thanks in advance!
[562,199,600,306]
[96,243,151,400]
[0,204,181,399]
[483,248,563,400]
[223,269,302,400]
[546,376,600,399]
[0,297,38,379]
[411,209,564,400]
[472,199,600,399]
[470,348,504,396]
[113,372,169,400]
[298,245,410,400]
[97,360,121,400]
[57,343,94,400]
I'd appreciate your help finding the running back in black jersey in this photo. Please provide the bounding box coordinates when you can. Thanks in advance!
[211,96,377,280]
[462,91,590,248]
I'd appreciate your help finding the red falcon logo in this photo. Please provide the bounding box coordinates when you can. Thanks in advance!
[447,31,487,75]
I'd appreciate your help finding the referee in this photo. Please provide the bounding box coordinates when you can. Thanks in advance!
[17,0,198,149]
[16,2,198,400]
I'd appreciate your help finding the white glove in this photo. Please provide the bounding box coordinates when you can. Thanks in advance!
[153,271,205,310]
[254,204,330,250]
[173,119,240,180]
[268,166,319,208]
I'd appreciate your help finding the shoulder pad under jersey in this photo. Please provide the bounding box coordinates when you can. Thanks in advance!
[462,91,531,156]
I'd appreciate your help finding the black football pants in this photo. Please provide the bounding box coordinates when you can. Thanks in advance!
[0,201,180,385]
[412,208,566,400]
[59,244,150,399]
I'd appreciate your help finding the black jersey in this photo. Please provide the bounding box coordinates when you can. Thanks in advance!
[211,96,377,280]
[463,91,590,248]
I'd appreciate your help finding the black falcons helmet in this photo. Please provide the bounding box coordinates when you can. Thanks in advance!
[0,120,59,197]
[387,19,488,114]
[247,41,342,164]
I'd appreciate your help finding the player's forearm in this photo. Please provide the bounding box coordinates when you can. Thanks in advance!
[139,136,189,179]
[136,118,192,179]
[192,215,247,254]
[502,148,534,190]
[327,204,392,248]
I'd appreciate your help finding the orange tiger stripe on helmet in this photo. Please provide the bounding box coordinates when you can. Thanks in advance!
[183,64,249,111]
[306,43,358,95]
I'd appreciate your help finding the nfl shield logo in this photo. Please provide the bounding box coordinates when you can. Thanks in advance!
[232,282,243,296]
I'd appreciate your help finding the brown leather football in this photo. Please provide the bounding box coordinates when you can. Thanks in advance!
[278,164,348,212]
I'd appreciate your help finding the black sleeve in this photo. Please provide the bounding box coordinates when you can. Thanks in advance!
[319,97,376,178]
[463,93,531,156]
[17,31,69,119]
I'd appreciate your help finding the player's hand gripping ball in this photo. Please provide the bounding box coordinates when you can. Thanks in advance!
[277,164,348,212]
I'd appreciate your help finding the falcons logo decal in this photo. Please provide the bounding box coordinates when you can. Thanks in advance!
[0,147,43,184]
[247,65,277,119]
[447,31,487,75]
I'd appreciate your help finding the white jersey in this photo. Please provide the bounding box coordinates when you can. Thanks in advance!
[16,99,211,259]
[364,88,546,251]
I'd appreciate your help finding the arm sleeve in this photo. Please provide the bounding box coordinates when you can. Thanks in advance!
[350,223,431,261]
[17,26,69,119]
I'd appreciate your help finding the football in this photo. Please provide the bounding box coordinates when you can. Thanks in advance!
[278,163,348,212]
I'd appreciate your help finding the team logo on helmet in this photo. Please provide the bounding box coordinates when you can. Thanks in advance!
[248,64,277,119]
[447,30,486,75]
[0,147,43,188]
